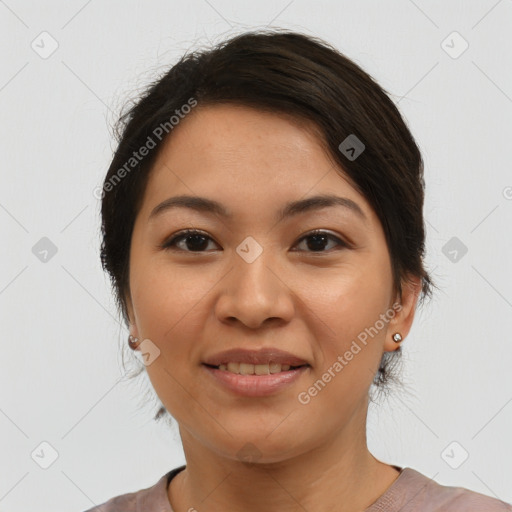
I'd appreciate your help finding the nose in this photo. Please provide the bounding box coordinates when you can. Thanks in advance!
[214,248,295,330]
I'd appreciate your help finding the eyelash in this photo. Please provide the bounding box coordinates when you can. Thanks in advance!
[160,228,349,254]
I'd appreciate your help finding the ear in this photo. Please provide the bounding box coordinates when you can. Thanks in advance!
[124,291,140,343]
[383,275,422,352]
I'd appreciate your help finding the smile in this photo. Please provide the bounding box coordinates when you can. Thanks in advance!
[206,362,308,375]
[202,364,310,397]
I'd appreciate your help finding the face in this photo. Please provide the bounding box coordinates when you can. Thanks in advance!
[126,104,420,464]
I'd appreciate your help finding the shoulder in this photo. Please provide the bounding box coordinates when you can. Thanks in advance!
[81,466,185,512]
[82,490,138,512]
[388,468,512,512]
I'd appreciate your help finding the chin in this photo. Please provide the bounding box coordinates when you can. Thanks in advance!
[209,429,307,465]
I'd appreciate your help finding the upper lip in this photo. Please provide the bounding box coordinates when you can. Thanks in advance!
[203,348,310,367]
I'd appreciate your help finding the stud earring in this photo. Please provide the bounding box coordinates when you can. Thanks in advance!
[128,334,140,350]
[392,333,403,344]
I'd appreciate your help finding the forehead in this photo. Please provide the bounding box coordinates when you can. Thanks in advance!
[139,104,375,225]
[158,103,327,166]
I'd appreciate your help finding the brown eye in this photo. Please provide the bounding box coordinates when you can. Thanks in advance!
[293,230,348,253]
[161,229,219,252]
[160,229,348,254]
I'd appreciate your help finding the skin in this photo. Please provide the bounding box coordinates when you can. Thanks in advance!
[125,104,422,512]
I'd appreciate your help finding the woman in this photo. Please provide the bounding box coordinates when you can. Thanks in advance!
[86,30,512,511]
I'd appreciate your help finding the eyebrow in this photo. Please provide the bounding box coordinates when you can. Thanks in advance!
[148,194,367,223]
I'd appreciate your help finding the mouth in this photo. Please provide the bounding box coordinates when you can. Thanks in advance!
[202,362,310,397]
[201,347,311,395]
[203,362,310,375]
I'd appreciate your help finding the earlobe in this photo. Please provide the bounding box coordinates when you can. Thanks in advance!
[125,294,141,349]
[384,275,422,352]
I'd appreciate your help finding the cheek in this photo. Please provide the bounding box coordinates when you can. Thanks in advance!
[129,263,215,410]
[298,277,389,415]
[303,264,391,344]
[130,264,208,416]
[131,258,209,336]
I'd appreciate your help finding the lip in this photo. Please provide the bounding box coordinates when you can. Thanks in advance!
[202,364,310,397]
[202,347,309,367]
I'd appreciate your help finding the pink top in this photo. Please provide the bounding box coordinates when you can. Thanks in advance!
[83,465,512,511]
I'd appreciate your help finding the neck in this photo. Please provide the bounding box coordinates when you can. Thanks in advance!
[168,405,400,512]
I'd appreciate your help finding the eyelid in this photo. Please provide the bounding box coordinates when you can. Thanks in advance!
[158,228,217,251]
[294,229,350,251]
[160,228,350,253]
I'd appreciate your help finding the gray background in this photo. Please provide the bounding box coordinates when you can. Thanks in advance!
[1,0,511,510]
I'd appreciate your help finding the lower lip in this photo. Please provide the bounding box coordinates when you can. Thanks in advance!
[202,364,309,397]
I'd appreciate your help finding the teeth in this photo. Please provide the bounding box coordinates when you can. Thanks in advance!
[269,362,284,373]
[240,363,254,375]
[227,362,239,373]
[217,362,294,374]
[255,364,270,375]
